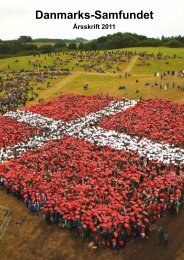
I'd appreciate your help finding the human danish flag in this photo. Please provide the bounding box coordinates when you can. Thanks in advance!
[0,94,183,236]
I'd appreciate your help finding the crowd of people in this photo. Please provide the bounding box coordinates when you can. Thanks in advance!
[0,137,183,249]
[26,94,115,120]
[0,94,183,250]
[68,50,177,74]
[0,116,42,149]
[0,50,183,117]
[178,70,184,77]
[153,70,184,80]
[100,99,184,148]
[0,69,70,114]
[0,71,31,114]
[2,95,183,165]
[67,50,132,73]
[0,94,116,162]
[0,48,183,251]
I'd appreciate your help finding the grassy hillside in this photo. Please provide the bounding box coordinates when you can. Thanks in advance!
[122,47,184,56]
[0,47,184,72]
[0,47,183,107]
[44,73,184,103]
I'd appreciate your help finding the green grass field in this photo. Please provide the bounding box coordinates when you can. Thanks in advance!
[54,74,184,102]
[122,47,184,57]
[1,47,184,106]
[132,58,184,74]
[0,53,129,73]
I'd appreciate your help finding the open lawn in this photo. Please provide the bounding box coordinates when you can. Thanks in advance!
[0,47,183,107]
[52,73,184,103]
[1,47,184,74]
[0,53,129,73]
[122,47,184,57]
[26,72,184,106]
[132,58,184,74]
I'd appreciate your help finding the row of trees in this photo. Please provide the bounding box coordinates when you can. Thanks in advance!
[0,33,183,57]
[79,33,184,51]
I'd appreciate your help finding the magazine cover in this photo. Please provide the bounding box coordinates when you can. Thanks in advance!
[0,0,183,259]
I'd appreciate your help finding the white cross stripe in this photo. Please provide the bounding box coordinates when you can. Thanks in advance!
[1,99,184,165]
[0,134,51,162]
[64,100,137,135]
[76,127,184,164]
[4,100,137,130]
[1,100,137,163]
[4,110,65,130]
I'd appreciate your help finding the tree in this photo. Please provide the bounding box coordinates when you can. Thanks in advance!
[18,36,33,43]
[68,43,77,50]
[78,42,84,50]
[54,42,66,49]
[39,45,53,53]
[96,36,107,44]
[88,41,97,50]
[166,40,183,48]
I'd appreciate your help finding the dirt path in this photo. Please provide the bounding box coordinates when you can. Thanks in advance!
[54,72,81,86]
[28,72,81,105]
[0,187,183,260]
[124,56,139,73]
[40,72,81,99]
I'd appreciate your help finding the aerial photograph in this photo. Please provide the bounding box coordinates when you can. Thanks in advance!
[0,0,183,259]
